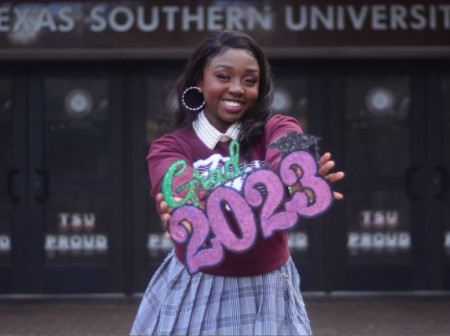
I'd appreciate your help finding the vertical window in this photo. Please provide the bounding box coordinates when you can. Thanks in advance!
[43,78,110,264]
[345,76,411,263]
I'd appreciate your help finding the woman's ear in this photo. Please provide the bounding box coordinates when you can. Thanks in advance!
[196,78,203,93]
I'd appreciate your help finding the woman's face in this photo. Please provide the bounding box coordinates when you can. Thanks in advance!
[197,48,260,132]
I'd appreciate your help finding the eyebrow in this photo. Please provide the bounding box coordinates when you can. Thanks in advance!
[214,64,260,74]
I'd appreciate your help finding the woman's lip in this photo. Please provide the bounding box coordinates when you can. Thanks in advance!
[221,99,244,113]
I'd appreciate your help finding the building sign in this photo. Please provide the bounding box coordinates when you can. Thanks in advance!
[348,209,410,251]
[288,231,308,252]
[0,0,449,58]
[45,212,108,263]
[347,208,411,262]
[147,232,173,260]
[146,231,308,262]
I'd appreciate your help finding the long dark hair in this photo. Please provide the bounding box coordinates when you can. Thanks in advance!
[168,30,274,158]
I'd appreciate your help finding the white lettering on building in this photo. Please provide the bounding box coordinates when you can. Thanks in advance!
[360,210,399,229]
[288,232,308,251]
[146,231,309,257]
[108,6,135,33]
[1,3,447,35]
[90,5,107,32]
[284,4,450,31]
[182,6,205,31]
[0,5,76,33]
[88,5,273,32]
[147,233,173,251]
[347,231,411,250]
[45,234,108,251]
[47,212,105,257]
[147,233,173,258]
[58,212,96,232]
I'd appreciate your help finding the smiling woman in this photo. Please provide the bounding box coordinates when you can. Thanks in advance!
[130,30,344,336]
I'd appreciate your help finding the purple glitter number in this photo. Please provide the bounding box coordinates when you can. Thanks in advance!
[244,169,298,238]
[207,187,257,252]
[280,151,333,217]
[167,150,333,274]
[169,205,224,274]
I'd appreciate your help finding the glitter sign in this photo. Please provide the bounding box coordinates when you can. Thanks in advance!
[164,134,333,274]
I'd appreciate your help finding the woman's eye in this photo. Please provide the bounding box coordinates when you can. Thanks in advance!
[216,74,230,80]
[245,77,258,85]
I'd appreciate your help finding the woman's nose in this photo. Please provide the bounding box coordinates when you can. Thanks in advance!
[228,80,244,95]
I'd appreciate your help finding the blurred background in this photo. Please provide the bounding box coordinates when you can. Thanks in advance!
[0,0,449,296]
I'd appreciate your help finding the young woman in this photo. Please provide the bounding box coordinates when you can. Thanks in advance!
[131,30,344,336]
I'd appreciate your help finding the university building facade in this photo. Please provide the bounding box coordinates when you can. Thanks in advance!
[0,0,449,294]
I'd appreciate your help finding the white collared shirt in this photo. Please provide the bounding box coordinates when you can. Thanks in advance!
[192,111,241,150]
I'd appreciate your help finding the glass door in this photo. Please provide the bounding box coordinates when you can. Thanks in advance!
[344,73,414,289]
[323,61,450,291]
[25,66,126,293]
[0,73,28,293]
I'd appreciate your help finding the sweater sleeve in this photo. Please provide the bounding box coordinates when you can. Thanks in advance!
[147,134,189,197]
[147,133,205,211]
[264,114,303,171]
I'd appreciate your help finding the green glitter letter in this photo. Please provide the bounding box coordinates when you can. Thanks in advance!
[162,160,189,209]
[229,140,246,176]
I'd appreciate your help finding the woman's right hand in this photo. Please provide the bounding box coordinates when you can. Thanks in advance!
[156,193,192,239]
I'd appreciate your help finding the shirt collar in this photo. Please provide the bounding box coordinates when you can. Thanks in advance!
[192,111,241,150]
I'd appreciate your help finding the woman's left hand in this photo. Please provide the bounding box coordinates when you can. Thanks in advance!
[318,152,345,200]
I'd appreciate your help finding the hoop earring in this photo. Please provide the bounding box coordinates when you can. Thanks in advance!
[181,86,205,111]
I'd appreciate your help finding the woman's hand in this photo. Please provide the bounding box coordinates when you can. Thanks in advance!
[318,152,345,200]
[156,193,192,239]
[156,193,172,239]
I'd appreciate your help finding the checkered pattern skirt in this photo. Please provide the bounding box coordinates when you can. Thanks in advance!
[131,250,312,335]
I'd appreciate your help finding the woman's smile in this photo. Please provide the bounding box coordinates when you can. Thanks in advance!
[221,98,245,113]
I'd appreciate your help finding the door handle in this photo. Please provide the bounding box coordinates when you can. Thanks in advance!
[434,165,447,199]
[35,168,49,202]
[7,168,20,203]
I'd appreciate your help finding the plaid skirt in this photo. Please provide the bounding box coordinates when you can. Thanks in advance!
[131,250,312,335]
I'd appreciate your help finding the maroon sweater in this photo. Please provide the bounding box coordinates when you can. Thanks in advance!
[147,114,303,276]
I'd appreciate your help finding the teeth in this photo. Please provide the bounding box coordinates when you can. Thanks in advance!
[223,100,242,107]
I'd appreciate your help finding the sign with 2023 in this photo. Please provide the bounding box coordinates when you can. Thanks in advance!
[162,134,333,274]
